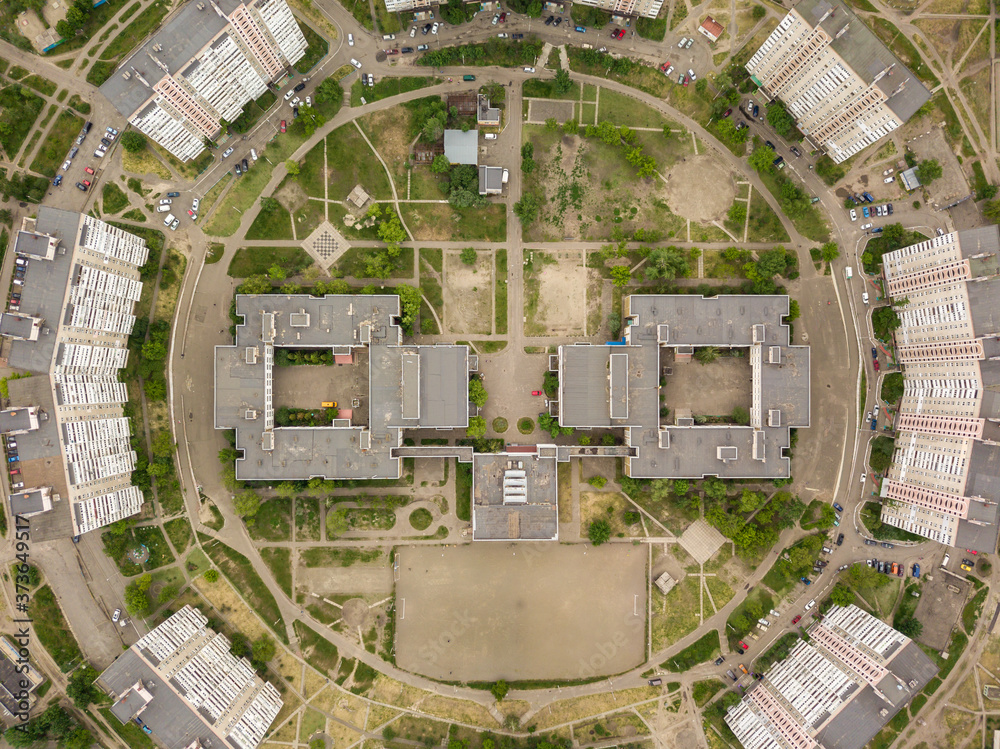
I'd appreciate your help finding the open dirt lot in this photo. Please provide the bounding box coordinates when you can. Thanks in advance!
[529,100,576,124]
[274,179,310,214]
[662,154,737,223]
[663,353,752,417]
[913,574,969,650]
[907,127,970,208]
[525,251,586,336]
[395,543,647,681]
[297,563,393,599]
[444,251,493,334]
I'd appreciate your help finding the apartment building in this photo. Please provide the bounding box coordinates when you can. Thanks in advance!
[726,605,937,749]
[571,0,665,19]
[878,226,1000,551]
[99,606,283,749]
[383,0,441,13]
[100,0,307,162]
[745,0,930,164]
[0,208,148,538]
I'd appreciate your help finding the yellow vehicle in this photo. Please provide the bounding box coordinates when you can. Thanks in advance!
[961,562,974,572]
[322,401,337,408]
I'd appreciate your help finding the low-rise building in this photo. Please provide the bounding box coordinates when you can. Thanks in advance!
[478,165,504,195]
[99,606,282,749]
[698,16,724,42]
[477,95,501,127]
[472,449,559,540]
[443,129,479,165]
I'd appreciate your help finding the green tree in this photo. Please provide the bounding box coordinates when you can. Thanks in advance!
[748,144,776,173]
[984,198,1000,222]
[260,196,280,212]
[267,263,287,281]
[315,77,342,103]
[545,117,559,131]
[252,636,276,665]
[461,247,477,265]
[784,299,801,322]
[124,574,152,614]
[596,120,619,145]
[644,246,689,281]
[894,616,923,638]
[588,518,612,545]
[728,201,747,225]
[513,192,541,226]
[820,242,840,262]
[881,372,905,403]
[239,274,273,294]
[395,284,421,334]
[141,340,167,361]
[610,265,631,287]
[467,416,487,438]
[121,131,147,153]
[916,159,942,184]
[204,569,220,582]
[490,680,509,701]
[752,4,766,18]
[553,68,572,94]
[431,153,451,174]
[468,377,488,408]
[233,489,261,518]
[157,584,178,603]
[66,664,101,708]
[296,105,326,137]
[830,584,854,607]
[694,346,719,364]
[703,476,727,502]
[285,160,300,175]
[738,489,765,513]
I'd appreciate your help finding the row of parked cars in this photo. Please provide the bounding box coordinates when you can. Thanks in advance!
[53,123,118,190]
[7,429,22,491]
[867,558,917,578]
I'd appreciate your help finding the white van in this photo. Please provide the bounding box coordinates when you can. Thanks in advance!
[155,205,171,213]
[942,553,951,567]
[163,213,176,226]
[250,148,258,161]
[845,266,853,280]
[484,133,497,140]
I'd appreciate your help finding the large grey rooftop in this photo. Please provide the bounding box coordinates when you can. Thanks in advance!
[628,294,790,346]
[472,452,558,540]
[0,313,39,340]
[217,294,470,481]
[959,224,1000,261]
[794,0,931,122]
[98,0,242,118]
[100,650,227,749]
[444,129,478,165]
[7,208,79,374]
[966,277,1000,337]
[558,344,656,428]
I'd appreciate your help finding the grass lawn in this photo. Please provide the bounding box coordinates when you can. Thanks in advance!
[326,124,393,200]
[495,248,507,335]
[85,59,119,87]
[102,182,130,214]
[246,497,292,542]
[228,246,313,278]
[337,0,374,30]
[692,679,723,707]
[294,621,341,677]
[134,525,176,569]
[651,575,701,650]
[293,198,326,238]
[402,203,507,242]
[100,1,169,61]
[200,172,232,220]
[163,517,193,554]
[523,79,583,101]
[31,585,83,671]
[0,85,45,159]
[662,630,720,671]
[755,632,800,672]
[22,75,56,97]
[292,141,326,198]
[300,548,382,567]
[597,88,667,128]
[456,461,472,521]
[206,242,225,264]
[67,95,91,115]
[349,76,437,107]
[121,208,145,221]
[185,548,211,577]
[246,203,294,240]
[295,19,330,73]
[100,708,155,749]
[747,189,790,242]
[200,534,287,642]
[261,547,292,597]
[29,109,84,177]
[295,496,322,541]
[567,48,673,100]
[757,168,830,242]
[331,245,413,279]
[151,141,214,181]
[408,167,449,200]
[121,146,172,179]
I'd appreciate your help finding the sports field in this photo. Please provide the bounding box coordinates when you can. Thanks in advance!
[395,543,647,681]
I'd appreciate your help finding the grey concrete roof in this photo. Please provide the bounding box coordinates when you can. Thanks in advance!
[10,490,48,516]
[7,208,80,374]
[795,0,931,122]
[562,295,808,479]
[966,443,1000,502]
[959,224,1000,260]
[0,314,38,340]
[100,651,227,749]
[98,0,243,118]
[0,652,36,717]
[472,452,558,540]
[966,277,1000,337]
[217,294,469,481]
[14,231,53,259]
[0,410,33,433]
[444,130,478,165]
[900,167,921,190]
[478,166,503,193]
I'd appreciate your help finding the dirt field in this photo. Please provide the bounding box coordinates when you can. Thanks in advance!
[272,352,369,422]
[907,127,971,207]
[663,353,752,418]
[395,543,647,681]
[297,562,393,599]
[529,100,576,124]
[913,575,968,650]
[525,251,586,336]
[274,178,310,214]
[662,155,737,223]
[443,250,493,334]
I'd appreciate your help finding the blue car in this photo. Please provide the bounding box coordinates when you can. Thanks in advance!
[575,25,586,32]
[912,563,920,578]
[833,502,844,512]
[800,577,812,585]
[871,417,877,430]
[863,206,870,218]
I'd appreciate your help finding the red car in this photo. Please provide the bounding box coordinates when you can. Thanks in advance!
[739,640,749,650]
[791,615,801,624]
[532,390,542,396]
[82,179,91,187]
[968,549,978,555]
[723,108,732,117]
[612,28,625,39]
[682,76,689,87]
[499,11,507,21]
[660,61,670,71]
[84,166,95,175]
[280,120,286,133]
[187,209,196,217]
[873,359,880,371]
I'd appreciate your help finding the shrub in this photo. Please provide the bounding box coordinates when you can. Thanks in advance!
[588,518,611,545]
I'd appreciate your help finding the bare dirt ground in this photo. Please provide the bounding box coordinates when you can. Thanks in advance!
[908,127,971,207]
[663,354,752,418]
[661,154,737,223]
[272,353,369,424]
[297,564,394,599]
[528,100,576,124]
[443,250,493,335]
[395,543,647,681]
[527,251,586,336]
[913,575,969,650]
[275,179,310,214]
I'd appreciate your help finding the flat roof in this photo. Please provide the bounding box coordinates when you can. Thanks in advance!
[97,0,242,118]
[14,231,54,259]
[559,344,655,427]
[795,0,931,122]
[100,651,225,749]
[444,129,478,165]
[0,409,33,433]
[7,207,80,373]
[966,277,1000,337]
[0,313,38,340]
[472,452,558,540]
[628,294,790,346]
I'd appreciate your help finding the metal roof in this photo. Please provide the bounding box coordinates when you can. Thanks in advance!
[444,129,478,165]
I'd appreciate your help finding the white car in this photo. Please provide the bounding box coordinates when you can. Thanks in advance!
[865,411,871,422]
[804,599,816,611]
[94,149,105,158]
[250,149,257,161]
[163,213,176,226]
[351,58,362,69]
[222,146,234,158]
[883,176,894,183]
[192,198,200,210]
[850,208,857,221]
[883,167,893,175]
[155,205,171,213]
[290,97,300,108]
[862,291,869,305]
[432,22,439,34]
[678,37,687,46]
[106,126,119,136]
[860,222,872,230]
[874,404,880,417]
[409,26,416,37]
[688,69,696,80]
[284,89,295,100]
[159,198,172,205]
[112,609,121,622]
[61,159,72,171]
[170,218,180,231]
[524,66,535,73]
[305,96,311,106]
[685,37,694,48]
[497,32,508,38]
[664,65,674,76]
[348,33,354,46]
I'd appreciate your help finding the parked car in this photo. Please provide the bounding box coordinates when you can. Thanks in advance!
[883,167,894,175]
[833,502,844,512]
[188,210,197,218]
[160,198,172,205]
[862,206,870,218]
[912,564,920,578]
[76,182,88,191]
[432,22,439,33]
[348,33,354,45]
[422,23,432,33]
[235,163,242,176]
[531,390,542,395]
[170,218,179,231]
[84,166,95,175]
[52,175,63,187]
[100,137,111,147]
[351,58,362,69]
[545,15,554,24]
[60,159,72,171]
[685,37,693,47]
[850,209,857,221]
[791,615,801,624]
[280,120,286,133]
[880,542,894,549]
[192,198,200,211]
[417,44,429,50]
[678,37,688,46]
[612,28,625,39]
[836,533,845,546]
[575,25,586,32]
[292,107,299,119]
[112,609,121,622]
[883,176,895,184]
[887,203,894,215]
[223,147,234,158]
[864,538,877,546]
[861,222,872,230]
[524,66,536,73]
[499,12,507,21]
[294,82,306,93]
[242,158,249,172]
[790,146,801,156]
